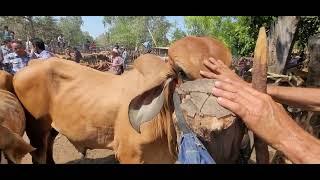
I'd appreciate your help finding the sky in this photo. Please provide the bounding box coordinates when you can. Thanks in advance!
[80,16,185,39]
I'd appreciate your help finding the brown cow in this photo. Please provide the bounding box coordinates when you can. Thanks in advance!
[13,36,243,164]
[0,70,35,164]
[13,57,177,163]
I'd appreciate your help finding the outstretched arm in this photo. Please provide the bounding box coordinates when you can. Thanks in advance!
[200,57,320,111]
[267,86,320,111]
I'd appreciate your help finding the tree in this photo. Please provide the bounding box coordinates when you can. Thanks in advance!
[1,16,93,48]
[170,27,187,43]
[95,33,108,47]
[58,16,84,46]
[33,16,61,43]
[295,16,320,52]
[103,16,171,48]
[184,16,277,57]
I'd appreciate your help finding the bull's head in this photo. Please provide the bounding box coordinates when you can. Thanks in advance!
[127,37,244,163]
[168,36,232,82]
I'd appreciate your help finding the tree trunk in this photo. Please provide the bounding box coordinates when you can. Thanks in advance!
[306,34,320,138]
[25,16,35,38]
[306,34,320,87]
[268,16,300,74]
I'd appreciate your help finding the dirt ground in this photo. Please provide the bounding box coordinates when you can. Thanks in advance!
[20,133,118,164]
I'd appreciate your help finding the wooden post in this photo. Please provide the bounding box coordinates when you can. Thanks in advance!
[252,27,269,164]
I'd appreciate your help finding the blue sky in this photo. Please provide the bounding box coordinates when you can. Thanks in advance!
[80,16,185,38]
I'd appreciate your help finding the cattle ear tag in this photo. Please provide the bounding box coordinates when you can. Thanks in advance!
[128,78,172,133]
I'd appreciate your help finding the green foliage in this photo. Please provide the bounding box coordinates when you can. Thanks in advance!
[33,16,61,43]
[95,33,108,47]
[58,16,84,46]
[295,16,320,51]
[0,16,94,47]
[103,16,171,48]
[184,16,277,57]
[170,28,187,43]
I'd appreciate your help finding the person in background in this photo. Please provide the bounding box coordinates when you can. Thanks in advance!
[72,47,82,63]
[122,48,128,69]
[108,48,124,75]
[0,38,13,68]
[2,40,30,75]
[25,38,32,53]
[2,26,11,41]
[57,34,65,48]
[30,38,52,60]
[10,31,15,40]
[114,43,119,50]
[65,46,72,60]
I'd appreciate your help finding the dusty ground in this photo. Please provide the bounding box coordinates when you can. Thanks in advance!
[20,133,117,164]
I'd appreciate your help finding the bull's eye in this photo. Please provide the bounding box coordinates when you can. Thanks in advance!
[178,70,188,81]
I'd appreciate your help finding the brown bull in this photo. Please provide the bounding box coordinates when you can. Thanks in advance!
[0,70,35,164]
[13,57,177,163]
[13,36,243,164]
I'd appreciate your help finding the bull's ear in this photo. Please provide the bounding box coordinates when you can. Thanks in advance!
[128,78,172,133]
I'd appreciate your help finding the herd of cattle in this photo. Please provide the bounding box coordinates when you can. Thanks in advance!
[0,36,247,164]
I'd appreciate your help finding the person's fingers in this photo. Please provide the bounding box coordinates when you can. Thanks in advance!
[203,59,220,73]
[214,80,238,93]
[214,80,260,106]
[223,79,262,97]
[209,58,228,70]
[200,70,217,79]
[216,59,226,67]
[212,86,252,110]
[207,58,225,74]
[216,97,248,118]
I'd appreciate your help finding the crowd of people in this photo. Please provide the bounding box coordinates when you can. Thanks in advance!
[0,25,129,76]
[0,26,54,75]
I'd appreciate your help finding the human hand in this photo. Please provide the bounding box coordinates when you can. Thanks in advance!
[212,79,293,149]
[200,57,249,86]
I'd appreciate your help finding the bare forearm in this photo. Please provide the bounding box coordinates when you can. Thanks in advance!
[277,119,320,163]
[267,86,320,111]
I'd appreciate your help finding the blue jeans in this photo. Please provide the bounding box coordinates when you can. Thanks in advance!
[177,133,216,164]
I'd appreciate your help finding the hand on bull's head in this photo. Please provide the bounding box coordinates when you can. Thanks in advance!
[200,57,248,85]
[168,36,232,81]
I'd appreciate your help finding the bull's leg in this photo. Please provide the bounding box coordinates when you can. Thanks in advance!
[3,153,14,164]
[0,150,4,164]
[25,112,51,164]
[46,128,59,164]
[27,129,50,164]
